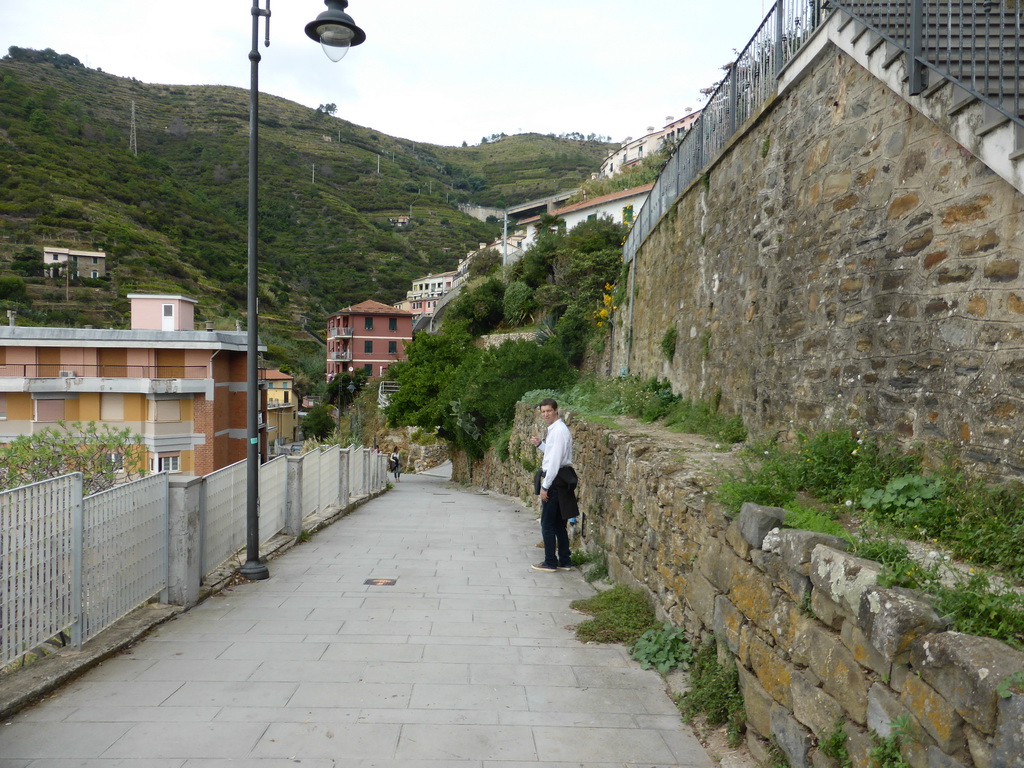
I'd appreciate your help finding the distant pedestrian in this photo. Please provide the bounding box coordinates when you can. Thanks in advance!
[529,398,577,572]
[389,449,401,482]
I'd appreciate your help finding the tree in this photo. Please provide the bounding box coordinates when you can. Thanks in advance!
[301,404,336,441]
[0,421,145,494]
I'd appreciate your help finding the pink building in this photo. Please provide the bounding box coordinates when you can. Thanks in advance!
[326,300,414,380]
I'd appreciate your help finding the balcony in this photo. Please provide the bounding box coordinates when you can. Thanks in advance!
[330,351,353,362]
[0,364,209,379]
[329,327,354,339]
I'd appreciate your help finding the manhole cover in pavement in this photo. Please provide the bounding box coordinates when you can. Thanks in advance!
[364,578,397,586]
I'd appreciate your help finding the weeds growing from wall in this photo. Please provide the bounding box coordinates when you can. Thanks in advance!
[660,326,678,362]
[715,426,1024,647]
[676,640,746,747]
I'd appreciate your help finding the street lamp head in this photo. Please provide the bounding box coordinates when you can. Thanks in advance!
[305,0,366,62]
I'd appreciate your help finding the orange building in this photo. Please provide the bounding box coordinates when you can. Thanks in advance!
[0,294,267,476]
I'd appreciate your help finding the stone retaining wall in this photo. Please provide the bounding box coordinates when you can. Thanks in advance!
[611,43,1024,476]
[453,402,1024,768]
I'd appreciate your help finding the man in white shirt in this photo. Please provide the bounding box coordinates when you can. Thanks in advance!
[530,398,575,572]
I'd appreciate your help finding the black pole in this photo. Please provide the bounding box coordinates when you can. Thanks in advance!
[241,0,270,581]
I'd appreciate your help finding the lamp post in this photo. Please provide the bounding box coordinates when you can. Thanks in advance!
[239,0,366,581]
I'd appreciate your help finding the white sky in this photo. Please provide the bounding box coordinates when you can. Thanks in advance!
[0,0,771,147]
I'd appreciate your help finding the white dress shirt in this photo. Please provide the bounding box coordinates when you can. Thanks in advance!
[537,418,573,491]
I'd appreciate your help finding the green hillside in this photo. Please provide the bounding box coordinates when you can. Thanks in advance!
[0,47,612,340]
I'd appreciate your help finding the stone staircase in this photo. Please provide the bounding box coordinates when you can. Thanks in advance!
[826,0,1023,191]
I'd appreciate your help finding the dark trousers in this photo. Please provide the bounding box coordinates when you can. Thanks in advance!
[540,491,571,568]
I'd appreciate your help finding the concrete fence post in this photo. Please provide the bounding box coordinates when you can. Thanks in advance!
[167,475,204,608]
[284,456,303,537]
[339,447,350,508]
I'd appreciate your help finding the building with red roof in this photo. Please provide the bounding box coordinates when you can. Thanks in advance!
[326,300,414,380]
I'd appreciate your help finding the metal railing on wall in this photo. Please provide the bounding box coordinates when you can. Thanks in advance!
[623,0,1023,264]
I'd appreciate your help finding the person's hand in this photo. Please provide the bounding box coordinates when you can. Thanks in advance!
[530,436,540,447]
[540,488,549,502]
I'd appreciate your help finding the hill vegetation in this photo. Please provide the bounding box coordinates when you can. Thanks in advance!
[0,47,612,349]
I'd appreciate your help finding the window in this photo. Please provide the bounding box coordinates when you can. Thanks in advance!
[388,341,397,354]
[150,399,181,422]
[363,364,372,375]
[36,399,65,422]
[107,452,124,471]
[388,318,397,331]
[284,391,289,404]
[92,257,99,264]
[158,455,180,473]
[163,304,174,317]
[91,271,98,278]
[101,394,124,421]
[0,394,6,420]
[364,340,373,354]
[364,317,373,330]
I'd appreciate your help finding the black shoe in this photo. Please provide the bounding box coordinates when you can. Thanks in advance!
[557,564,572,571]
[531,562,557,572]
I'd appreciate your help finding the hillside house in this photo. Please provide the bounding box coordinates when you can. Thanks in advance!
[42,246,107,279]
[599,111,701,178]
[326,300,413,380]
[519,183,654,250]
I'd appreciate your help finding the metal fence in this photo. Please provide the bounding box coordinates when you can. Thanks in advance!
[2,446,387,670]
[80,473,168,643]
[624,0,1022,264]
[1,474,81,669]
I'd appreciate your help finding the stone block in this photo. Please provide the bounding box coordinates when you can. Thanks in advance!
[771,703,813,768]
[683,569,718,628]
[699,536,746,592]
[901,673,965,753]
[810,588,846,630]
[779,530,850,575]
[729,563,778,630]
[859,586,949,664]
[926,746,969,768]
[992,692,1024,768]
[868,682,910,737]
[800,623,870,724]
[749,633,795,709]
[714,594,744,655]
[767,599,806,657]
[810,545,882,620]
[967,724,994,768]
[910,632,1024,733]
[725,519,752,559]
[844,722,875,768]
[738,664,773,738]
[752,549,813,604]
[841,619,892,678]
[737,502,786,548]
[792,669,844,739]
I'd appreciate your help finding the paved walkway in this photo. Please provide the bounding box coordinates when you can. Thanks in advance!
[0,464,713,768]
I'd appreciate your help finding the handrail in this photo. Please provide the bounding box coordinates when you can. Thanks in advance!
[623,0,1022,265]
[623,0,831,264]
[832,0,1022,127]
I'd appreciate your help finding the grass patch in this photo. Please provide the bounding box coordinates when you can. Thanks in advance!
[538,375,746,445]
[570,584,657,645]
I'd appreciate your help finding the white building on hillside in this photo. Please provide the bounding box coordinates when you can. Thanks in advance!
[518,183,654,250]
[600,111,701,178]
